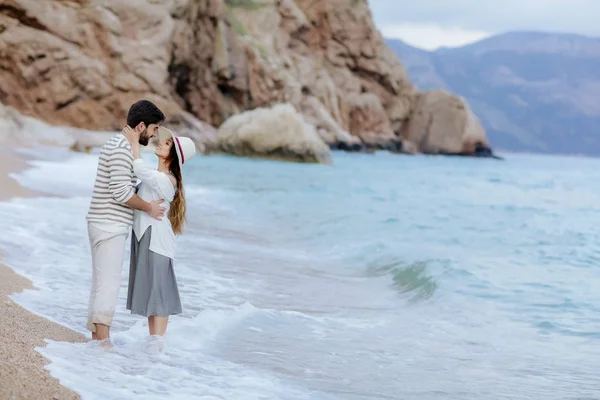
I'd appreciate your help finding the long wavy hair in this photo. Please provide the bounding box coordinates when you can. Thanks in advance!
[167,144,186,235]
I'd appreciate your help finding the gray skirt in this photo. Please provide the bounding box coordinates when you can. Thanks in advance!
[126,226,182,317]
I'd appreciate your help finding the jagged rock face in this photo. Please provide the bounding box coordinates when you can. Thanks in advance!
[165,0,407,147]
[189,0,417,146]
[0,0,183,130]
[0,0,492,157]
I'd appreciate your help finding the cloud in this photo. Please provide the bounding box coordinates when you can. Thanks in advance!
[369,0,600,43]
[380,23,492,50]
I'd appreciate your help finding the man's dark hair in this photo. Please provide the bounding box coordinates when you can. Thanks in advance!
[126,100,165,128]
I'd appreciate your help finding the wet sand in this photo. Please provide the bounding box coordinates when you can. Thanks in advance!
[0,149,85,400]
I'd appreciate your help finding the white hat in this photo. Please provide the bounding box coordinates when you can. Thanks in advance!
[158,127,196,166]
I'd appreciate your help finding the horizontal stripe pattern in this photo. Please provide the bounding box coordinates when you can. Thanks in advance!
[86,134,136,226]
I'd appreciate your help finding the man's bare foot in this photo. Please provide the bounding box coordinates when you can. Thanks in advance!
[99,339,114,350]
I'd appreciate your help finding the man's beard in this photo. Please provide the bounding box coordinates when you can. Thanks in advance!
[138,128,150,146]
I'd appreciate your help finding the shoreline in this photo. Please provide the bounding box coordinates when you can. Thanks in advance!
[0,150,40,201]
[0,149,85,400]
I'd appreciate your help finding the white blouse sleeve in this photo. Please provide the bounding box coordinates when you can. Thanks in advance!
[133,159,176,200]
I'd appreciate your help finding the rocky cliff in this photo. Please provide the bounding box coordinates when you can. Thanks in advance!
[0,0,492,160]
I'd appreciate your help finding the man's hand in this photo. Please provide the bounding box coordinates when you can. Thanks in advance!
[147,199,165,220]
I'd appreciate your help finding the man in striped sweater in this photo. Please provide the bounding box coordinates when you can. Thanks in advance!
[86,100,166,343]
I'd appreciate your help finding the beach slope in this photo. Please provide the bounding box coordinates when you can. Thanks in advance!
[0,151,85,400]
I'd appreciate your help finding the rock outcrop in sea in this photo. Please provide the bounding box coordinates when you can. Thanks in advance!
[217,103,332,164]
[0,0,495,162]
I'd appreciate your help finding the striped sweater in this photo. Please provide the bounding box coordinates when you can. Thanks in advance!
[86,134,136,226]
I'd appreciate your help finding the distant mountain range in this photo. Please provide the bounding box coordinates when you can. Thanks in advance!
[386,32,600,155]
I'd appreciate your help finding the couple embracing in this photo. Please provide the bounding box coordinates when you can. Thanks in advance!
[85,100,196,349]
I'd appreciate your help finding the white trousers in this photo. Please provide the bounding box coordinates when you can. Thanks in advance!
[87,223,128,332]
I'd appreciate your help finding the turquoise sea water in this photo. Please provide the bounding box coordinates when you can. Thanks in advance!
[1,150,599,399]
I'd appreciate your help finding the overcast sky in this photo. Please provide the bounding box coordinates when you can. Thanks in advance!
[369,0,600,50]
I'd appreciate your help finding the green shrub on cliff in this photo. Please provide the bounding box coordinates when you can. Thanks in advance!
[224,0,268,10]
[227,11,248,36]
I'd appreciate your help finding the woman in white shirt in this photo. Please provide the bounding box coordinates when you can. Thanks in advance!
[123,125,196,341]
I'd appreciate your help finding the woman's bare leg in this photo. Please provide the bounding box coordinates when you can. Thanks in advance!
[153,317,169,336]
[148,316,155,335]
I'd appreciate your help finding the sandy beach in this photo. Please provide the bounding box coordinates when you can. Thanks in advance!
[0,151,38,201]
[0,149,85,400]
